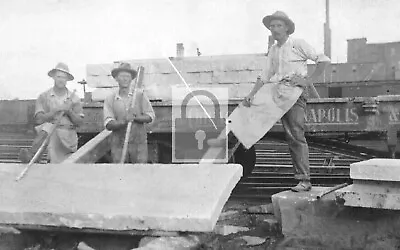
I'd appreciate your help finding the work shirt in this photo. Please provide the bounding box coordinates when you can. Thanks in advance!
[260,37,331,85]
[103,89,155,144]
[34,87,84,163]
[35,87,84,128]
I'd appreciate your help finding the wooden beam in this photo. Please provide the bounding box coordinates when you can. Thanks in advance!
[63,129,112,164]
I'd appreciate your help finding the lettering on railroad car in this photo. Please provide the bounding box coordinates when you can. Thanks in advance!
[305,107,359,125]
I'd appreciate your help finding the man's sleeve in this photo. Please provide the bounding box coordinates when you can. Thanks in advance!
[34,93,46,118]
[71,93,85,118]
[103,95,116,127]
[296,39,331,63]
[141,91,155,124]
[259,48,275,82]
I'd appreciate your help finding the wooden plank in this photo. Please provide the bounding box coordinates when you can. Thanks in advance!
[62,129,112,164]
[0,163,242,232]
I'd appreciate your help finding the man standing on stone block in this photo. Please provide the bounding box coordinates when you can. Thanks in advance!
[103,62,155,163]
[243,11,330,192]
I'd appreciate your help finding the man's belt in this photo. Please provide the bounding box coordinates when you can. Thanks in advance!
[280,76,308,88]
[56,124,77,130]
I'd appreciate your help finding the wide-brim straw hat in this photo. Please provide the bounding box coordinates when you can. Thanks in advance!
[111,62,138,79]
[48,62,74,81]
[262,11,295,35]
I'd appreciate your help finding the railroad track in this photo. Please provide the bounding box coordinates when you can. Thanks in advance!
[230,139,370,201]
[0,133,48,164]
[0,133,370,201]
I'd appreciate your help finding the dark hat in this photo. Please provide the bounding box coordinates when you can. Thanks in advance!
[48,62,74,81]
[262,11,295,35]
[111,62,138,79]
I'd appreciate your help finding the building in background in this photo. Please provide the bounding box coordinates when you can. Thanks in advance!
[310,38,400,98]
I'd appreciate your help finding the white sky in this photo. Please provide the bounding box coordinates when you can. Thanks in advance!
[0,0,399,99]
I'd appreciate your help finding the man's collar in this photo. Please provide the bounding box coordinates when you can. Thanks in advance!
[49,87,69,97]
[276,36,292,48]
[115,90,128,100]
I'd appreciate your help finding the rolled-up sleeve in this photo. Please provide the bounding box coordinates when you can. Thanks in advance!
[141,92,155,124]
[296,39,331,63]
[103,95,116,127]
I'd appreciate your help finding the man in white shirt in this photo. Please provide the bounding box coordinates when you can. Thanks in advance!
[243,11,330,192]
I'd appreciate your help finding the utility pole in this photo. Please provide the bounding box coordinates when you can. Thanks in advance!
[324,0,331,59]
[78,79,87,94]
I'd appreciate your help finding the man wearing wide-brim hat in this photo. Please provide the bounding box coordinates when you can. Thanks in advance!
[242,11,331,192]
[103,62,155,163]
[19,62,85,164]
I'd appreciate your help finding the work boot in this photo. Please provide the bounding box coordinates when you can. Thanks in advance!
[19,148,33,164]
[291,180,312,192]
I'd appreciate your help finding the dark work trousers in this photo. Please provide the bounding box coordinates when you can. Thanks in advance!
[281,95,310,181]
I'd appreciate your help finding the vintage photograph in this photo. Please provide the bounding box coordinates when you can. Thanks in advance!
[0,0,399,249]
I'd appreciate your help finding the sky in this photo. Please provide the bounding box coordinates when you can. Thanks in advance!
[0,0,399,100]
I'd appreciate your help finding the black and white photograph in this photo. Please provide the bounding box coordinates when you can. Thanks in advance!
[0,0,399,249]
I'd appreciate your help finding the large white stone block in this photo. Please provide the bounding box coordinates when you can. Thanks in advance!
[335,181,400,210]
[0,163,242,233]
[350,159,400,181]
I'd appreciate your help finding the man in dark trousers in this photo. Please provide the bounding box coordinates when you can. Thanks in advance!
[243,11,330,192]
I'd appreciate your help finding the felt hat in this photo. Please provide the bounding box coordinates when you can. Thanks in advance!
[48,62,74,81]
[262,11,295,35]
[111,62,138,79]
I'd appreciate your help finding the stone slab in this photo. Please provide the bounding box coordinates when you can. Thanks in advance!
[335,181,400,210]
[0,163,242,233]
[136,235,200,249]
[213,225,249,236]
[229,82,302,149]
[272,188,400,250]
[86,54,267,89]
[350,158,400,181]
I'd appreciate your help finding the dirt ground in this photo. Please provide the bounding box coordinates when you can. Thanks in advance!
[0,199,288,250]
